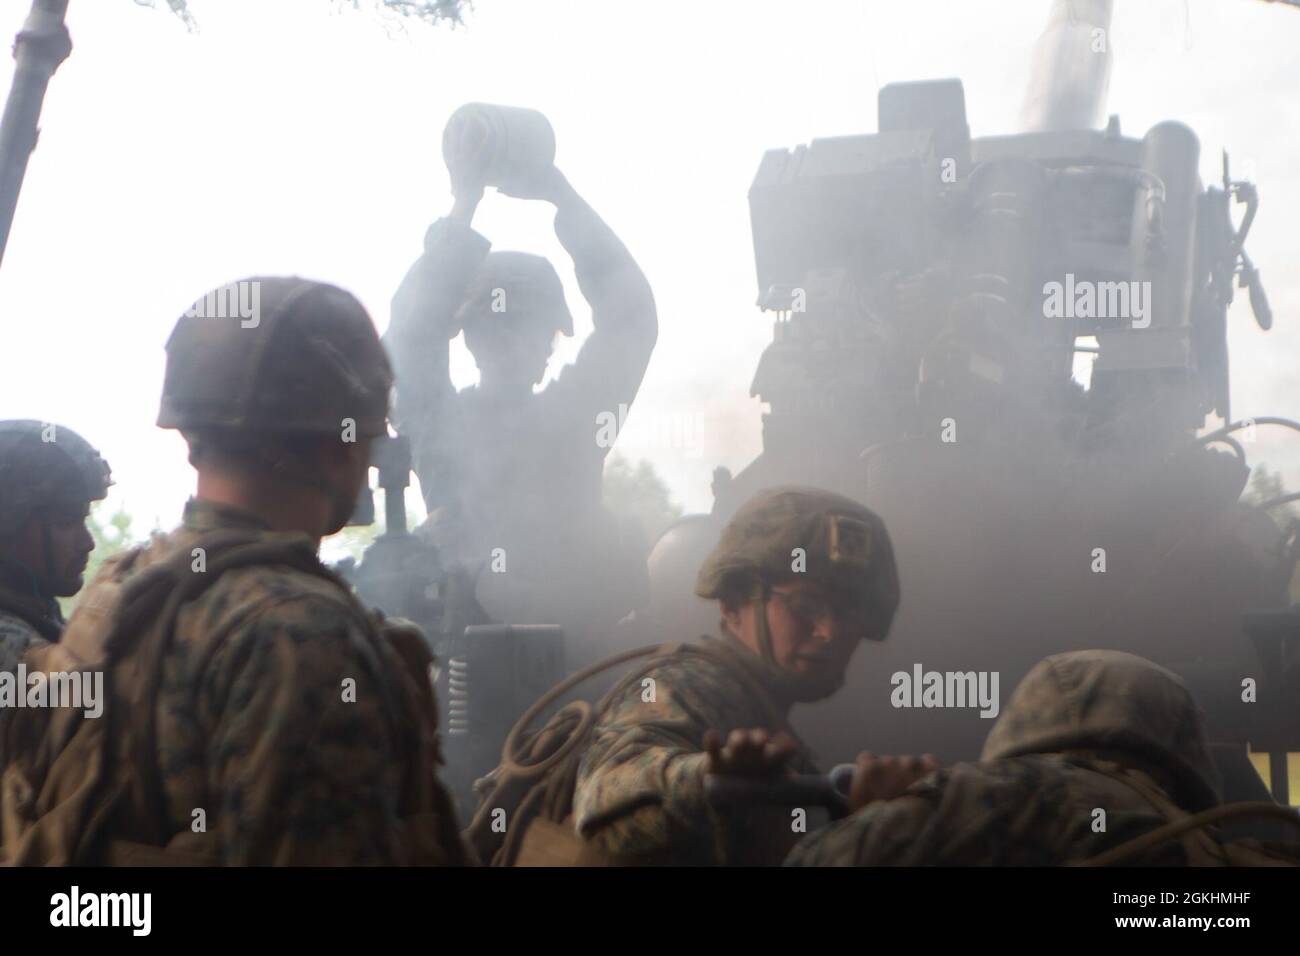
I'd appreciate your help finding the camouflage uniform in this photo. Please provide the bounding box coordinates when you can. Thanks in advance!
[574,636,821,865]
[55,497,465,865]
[386,201,657,565]
[2,278,466,866]
[787,650,1232,866]
[0,561,61,676]
[384,194,657,664]
[573,486,900,865]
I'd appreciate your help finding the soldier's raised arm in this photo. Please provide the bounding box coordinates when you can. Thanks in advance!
[384,192,491,464]
[383,113,498,522]
[504,167,658,424]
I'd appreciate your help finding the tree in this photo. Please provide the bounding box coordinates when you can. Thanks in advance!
[1241,463,1300,603]
[2,0,472,270]
[1242,463,1299,524]
[603,453,683,544]
[135,0,472,30]
[321,509,381,566]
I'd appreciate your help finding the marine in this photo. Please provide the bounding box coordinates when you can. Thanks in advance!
[571,485,902,865]
[787,649,1288,866]
[1,277,467,866]
[384,126,657,663]
[0,420,110,674]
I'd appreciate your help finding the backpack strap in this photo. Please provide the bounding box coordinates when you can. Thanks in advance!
[105,529,336,849]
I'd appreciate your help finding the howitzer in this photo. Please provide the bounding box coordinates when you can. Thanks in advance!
[443,623,565,820]
[339,434,566,818]
[650,51,1297,800]
[338,433,469,656]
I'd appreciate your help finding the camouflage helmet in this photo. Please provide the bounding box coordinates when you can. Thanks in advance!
[0,420,112,535]
[982,650,1221,811]
[696,485,901,640]
[157,277,392,438]
[456,251,574,337]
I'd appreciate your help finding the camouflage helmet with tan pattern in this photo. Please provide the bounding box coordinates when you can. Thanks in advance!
[695,485,901,642]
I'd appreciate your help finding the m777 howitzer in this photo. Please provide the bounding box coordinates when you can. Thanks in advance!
[338,434,565,819]
[338,434,482,658]
[742,78,1273,470]
[645,71,1297,811]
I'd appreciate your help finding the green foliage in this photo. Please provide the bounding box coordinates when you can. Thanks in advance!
[1242,463,1300,603]
[60,494,387,612]
[134,0,470,31]
[343,0,471,24]
[131,0,197,30]
[85,501,142,580]
[323,518,380,566]
[1242,463,1299,523]
[60,500,149,615]
[603,453,683,544]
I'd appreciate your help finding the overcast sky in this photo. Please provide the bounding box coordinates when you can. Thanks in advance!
[1,0,1297,537]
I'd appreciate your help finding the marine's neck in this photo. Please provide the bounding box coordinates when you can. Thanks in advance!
[0,555,62,639]
[0,553,51,602]
[194,471,328,546]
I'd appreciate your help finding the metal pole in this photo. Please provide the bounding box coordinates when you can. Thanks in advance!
[0,0,71,272]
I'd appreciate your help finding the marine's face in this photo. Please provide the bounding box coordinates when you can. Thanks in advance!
[14,502,95,597]
[725,579,866,690]
[765,581,864,683]
[324,436,373,536]
[465,315,556,392]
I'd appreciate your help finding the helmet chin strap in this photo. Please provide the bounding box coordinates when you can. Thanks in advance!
[751,589,779,669]
[750,580,848,704]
